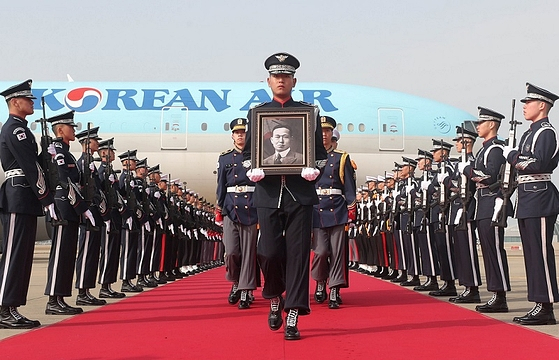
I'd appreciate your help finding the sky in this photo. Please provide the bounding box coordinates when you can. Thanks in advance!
[2,0,559,117]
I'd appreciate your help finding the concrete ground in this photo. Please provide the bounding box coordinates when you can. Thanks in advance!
[1,242,558,341]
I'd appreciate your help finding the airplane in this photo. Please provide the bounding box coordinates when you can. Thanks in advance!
[0,81,476,240]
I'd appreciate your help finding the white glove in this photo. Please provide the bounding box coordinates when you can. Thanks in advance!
[104,220,111,234]
[170,196,175,204]
[247,168,265,182]
[45,203,58,220]
[168,223,175,235]
[129,180,135,188]
[145,187,151,195]
[84,209,96,227]
[437,173,448,184]
[458,162,468,173]
[502,146,513,159]
[126,217,133,230]
[108,174,115,183]
[144,222,151,232]
[405,185,414,194]
[156,218,163,229]
[420,180,430,191]
[89,162,95,171]
[179,224,184,233]
[242,160,251,169]
[301,167,320,181]
[154,191,161,199]
[47,143,56,157]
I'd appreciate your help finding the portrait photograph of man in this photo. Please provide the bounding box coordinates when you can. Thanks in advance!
[261,120,304,166]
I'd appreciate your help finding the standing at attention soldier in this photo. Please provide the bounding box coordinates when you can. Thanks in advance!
[0,80,55,328]
[504,83,559,325]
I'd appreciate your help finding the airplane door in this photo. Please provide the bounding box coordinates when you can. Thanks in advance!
[378,108,404,151]
[160,106,188,150]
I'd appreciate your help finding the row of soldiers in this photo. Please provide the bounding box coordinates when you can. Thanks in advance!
[0,79,223,329]
[348,82,559,326]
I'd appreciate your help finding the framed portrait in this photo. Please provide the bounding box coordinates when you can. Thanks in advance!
[251,107,316,175]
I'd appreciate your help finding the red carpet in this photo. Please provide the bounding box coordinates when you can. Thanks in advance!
[1,268,558,359]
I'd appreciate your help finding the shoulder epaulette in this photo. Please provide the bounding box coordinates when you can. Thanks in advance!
[493,138,506,146]
[542,121,553,128]
[252,102,268,108]
[297,101,315,107]
[220,148,234,156]
[333,148,347,155]
[54,142,63,148]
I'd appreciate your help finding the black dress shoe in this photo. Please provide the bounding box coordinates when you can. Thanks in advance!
[429,282,457,296]
[284,309,300,340]
[238,290,250,310]
[328,287,340,309]
[475,293,508,313]
[391,271,407,283]
[99,288,126,299]
[164,271,176,281]
[450,288,481,303]
[156,273,169,284]
[46,296,83,315]
[0,307,40,329]
[268,296,284,331]
[314,281,327,304]
[514,303,556,325]
[77,292,107,306]
[121,280,143,293]
[228,283,240,305]
[382,270,399,280]
[137,276,150,288]
[400,276,421,287]
[374,267,388,278]
[414,278,439,291]
[336,289,343,305]
[247,291,255,305]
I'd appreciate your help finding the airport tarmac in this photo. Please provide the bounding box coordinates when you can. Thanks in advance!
[1,242,559,341]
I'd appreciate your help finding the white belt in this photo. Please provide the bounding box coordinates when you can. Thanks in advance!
[476,183,489,189]
[227,185,255,193]
[316,188,343,195]
[517,173,552,184]
[5,169,24,179]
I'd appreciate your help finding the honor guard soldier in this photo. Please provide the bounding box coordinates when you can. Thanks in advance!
[504,83,559,325]
[97,138,126,298]
[413,149,440,291]
[400,157,421,286]
[135,158,158,288]
[243,52,328,340]
[0,80,55,328]
[311,116,356,309]
[74,126,107,306]
[446,126,483,303]
[216,118,258,309]
[428,139,458,297]
[118,149,144,292]
[45,111,97,315]
[357,178,376,275]
[147,165,166,284]
[459,107,512,313]
[390,163,407,282]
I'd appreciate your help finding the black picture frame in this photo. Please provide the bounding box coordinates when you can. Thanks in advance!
[251,107,316,175]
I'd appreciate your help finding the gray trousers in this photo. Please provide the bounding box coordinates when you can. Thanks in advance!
[223,216,258,291]
[311,224,348,289]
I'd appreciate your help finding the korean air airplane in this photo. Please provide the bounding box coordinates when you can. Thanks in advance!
[0,81,475,202]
